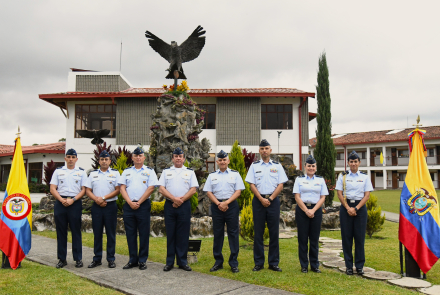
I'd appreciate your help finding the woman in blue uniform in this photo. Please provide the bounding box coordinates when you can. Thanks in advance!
[336,151,373,275]
[293,155,328,273]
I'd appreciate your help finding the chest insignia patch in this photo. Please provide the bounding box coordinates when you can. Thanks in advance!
[357,180,364,182]
[314,183,320,186]
[270,169,278,173]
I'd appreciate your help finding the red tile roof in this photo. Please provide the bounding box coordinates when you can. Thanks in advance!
[0,142,65,157]
[309,126,440,147]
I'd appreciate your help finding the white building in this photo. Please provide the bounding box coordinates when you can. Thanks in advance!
[309,126,440,189]
[38,70,316,171]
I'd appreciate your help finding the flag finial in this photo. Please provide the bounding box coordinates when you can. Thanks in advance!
[16,126,21,138]
[413,115,422,128]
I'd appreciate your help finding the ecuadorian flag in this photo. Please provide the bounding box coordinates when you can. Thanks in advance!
[399,128,440,273]
[0,137,32,269]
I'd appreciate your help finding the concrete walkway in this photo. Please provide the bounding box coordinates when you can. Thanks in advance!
[333,201,399,223]
[27,235,299,295]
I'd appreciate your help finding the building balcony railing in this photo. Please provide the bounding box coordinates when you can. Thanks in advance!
[334,156,439,167]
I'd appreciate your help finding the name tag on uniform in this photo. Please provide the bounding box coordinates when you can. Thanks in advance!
[59,174,65,176]
[93,176,98,178]
[256,171,262,174]
[126,174,131,176]
[212,178,217,181]
[303,182,309,184]
[347,180,353,182]
[350,200,355,203]
[167,174,172,176]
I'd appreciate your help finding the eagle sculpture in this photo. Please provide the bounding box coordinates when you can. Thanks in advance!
[145,26,206,79]
[76,129,110,145]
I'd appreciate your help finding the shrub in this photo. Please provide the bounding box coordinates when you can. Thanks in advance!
[111,153,132,213]
[366,193,385,238]
[229,140,253,209]
[151,200,165,214]
[190,192,198,213]
[43,160,58,185]
[242,148,256,171]
[239,200,269,243]
[91,142,113,169]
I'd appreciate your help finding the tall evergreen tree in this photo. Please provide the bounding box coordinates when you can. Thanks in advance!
[314,52,336,207]
[228,140,253,209]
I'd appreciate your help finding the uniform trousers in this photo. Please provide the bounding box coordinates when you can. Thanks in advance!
[54,198,82,261]
[91,201,117,262]
[295,204,322,269]
[339,200,367,269]
[211,200,239,267]
[123,200,151,264]
[164,199,191,266]
[252,196,280,266]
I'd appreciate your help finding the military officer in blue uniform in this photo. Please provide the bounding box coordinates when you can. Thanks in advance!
[158,147,199,272]
[293,155,328,273]
[204,150,245,273]
[336,151,374,275]
[50,148,88,269]
[85,150,120,269]
[118,147,158,270]
[245,139,288,272]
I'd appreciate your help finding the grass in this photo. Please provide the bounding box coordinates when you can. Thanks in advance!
[0,259,122,295]
[333,189,440,213]
[35,227,417,295]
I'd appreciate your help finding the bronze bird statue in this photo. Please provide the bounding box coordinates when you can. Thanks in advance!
[76,129,110,145]
[145,26,206,79]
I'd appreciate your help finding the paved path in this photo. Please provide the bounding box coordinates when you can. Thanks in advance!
[27,235,299,295]
[333,201,399,223]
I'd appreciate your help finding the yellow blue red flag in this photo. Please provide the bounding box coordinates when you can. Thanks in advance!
[0,136,32,269]
[399,128,440,273]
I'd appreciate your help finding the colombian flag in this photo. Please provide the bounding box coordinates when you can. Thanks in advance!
[0,137,32,269]
[399,128,440,273]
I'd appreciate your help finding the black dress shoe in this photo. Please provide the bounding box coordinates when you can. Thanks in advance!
[311,267,321,273]
[108,261,116,268]
[139,262,147,270]
[231,267,239,273]
[268,265,282,272]
[163,264,174,271]
[346,268,353,275]
[123,262,139,269]
[56,260,67,269]
[75,260,83,268]
[252,265,264,271]
[210,264,223,272]
[179,265,192,271]
[356,268,364,275]
[301,267,308,273]
[88,261,102,268]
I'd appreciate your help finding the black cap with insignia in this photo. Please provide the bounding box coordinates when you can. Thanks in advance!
[66,148,77,156]
[348,150,360,160]
[217,150,228,158]
[305,154,316,164]
[173,147,184,155]
[99,150,110,158]
[259,139,270,147]
[133,147,144,155]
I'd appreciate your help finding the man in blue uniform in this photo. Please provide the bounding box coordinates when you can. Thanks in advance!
[118,147,158,270]
[158,147,199,272]
[336,151,374,275]
[85,150,120,269]
[50,148,88,268]
[204,150,245,273]
[245,139,288,272]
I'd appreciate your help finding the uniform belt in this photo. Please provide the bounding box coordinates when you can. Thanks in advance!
[216,199,229,202]
[60,196,75,199]
[304,203,317,207]
[347,199,362,204]
[260,194,272,199]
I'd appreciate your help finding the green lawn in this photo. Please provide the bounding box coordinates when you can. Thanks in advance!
[333,189,440,213]
[35,226,418,295]
[0,259,122,295]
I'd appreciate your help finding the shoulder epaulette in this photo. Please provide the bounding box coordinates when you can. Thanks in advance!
[342,170,349,175]
[360,171,367,175]
[146,166,152,170]
[79,167,84,171]
[93,169,98,171]
[298,175,305,178]
[273,161,279,164]
[163,167,171,170]
[315,175,323,178]
[56,166,62,169]
[210,171,217,174]
[252,160,260,164]
[124,167,132,170]
[111,168,118,171]
[230,169,238,172]
[186,168,193,171]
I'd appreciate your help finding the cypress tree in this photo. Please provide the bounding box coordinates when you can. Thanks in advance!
[228,140,253,208]
[314,52,336,207]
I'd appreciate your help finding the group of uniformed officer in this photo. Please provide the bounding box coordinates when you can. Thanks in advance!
[50,142,372,276]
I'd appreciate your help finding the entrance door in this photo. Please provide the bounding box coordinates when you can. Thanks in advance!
[437,146,440,165]
[370,152,375,166]
[391,148,397,166]
[371,171,375,188]
[392,171,398,189]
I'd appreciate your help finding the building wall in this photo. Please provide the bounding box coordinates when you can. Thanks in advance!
[115,97,157,145]
[68,71,132,92]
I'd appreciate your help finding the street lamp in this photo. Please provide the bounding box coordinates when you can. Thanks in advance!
[277,131,282,154]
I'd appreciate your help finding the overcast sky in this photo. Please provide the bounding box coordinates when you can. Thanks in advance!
[1,0,439,146]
